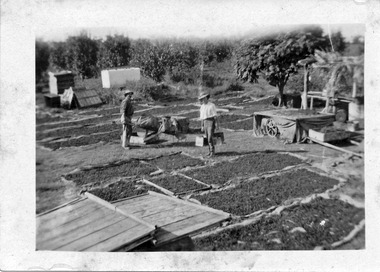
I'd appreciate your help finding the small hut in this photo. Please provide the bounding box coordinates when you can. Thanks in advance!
[49,71,75,95]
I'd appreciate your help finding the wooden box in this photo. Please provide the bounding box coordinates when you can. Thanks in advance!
[309,128,350,142]
[195,132,225,146]
[44,93,61,107]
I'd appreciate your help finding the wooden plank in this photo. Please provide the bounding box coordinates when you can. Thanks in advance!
[124,200,181,219]
[37,208,121,250]
[142,205,205,227]
[117,198,194,223]
[155,212,223,245]
[148,191,230,218]
[115,196,166,216]
[307,137,363,158]
[36,197,83,217]
[157,219,225,246]
[37,200,104,231]
[36,197,89,222]
[85,192,156,230]
[111,192,150,204]
[140,178,175,196]
[112,194,159,209]
[112,193,153,207]
[82,224,154,252]
[54,217,141,251]
[37,206,116,243]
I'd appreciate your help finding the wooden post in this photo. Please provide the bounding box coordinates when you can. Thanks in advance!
[301,65,309,110]
[352,80,357,98]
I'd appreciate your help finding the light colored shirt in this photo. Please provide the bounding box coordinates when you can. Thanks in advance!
[200,102,217,120]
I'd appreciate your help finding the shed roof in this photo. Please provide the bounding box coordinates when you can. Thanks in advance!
[73,88,103,108]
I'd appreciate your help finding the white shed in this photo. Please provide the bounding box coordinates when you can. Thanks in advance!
[48,71,75,95]
[101,68,141,88]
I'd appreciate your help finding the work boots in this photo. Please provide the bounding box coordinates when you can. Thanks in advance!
[207,144,215,157]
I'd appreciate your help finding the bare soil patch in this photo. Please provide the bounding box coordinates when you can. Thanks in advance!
[218,114,251,123]
[139,104,199,116]
[41,130,121,150]
[220,118,253,130]
[36,123,120,141]
[37,115,118,131]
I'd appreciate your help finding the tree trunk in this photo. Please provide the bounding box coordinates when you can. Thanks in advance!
[278,84,284,107]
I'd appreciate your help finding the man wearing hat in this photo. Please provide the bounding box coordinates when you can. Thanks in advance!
[199,91,219,157]
[120,89,135,149]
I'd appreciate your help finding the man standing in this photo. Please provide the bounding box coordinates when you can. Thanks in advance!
[120,89,134,150]
[199,91,219,157]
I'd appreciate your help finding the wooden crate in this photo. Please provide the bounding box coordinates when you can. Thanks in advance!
[309,128,350,142]
[44,94,61,107]
[195,132,225,147]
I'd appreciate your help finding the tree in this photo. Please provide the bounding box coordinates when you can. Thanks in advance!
[214,40,233,62]
[325,31,346,53]
[130,39,172,82]
[35,40,50,83]
[49,41,68,71]
[97,35,132,69]
[65,33,100,79]
[235,26,329,106]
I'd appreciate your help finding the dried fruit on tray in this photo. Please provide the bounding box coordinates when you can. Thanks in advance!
[64,160,158,186]
[192,168,340,216]
[184,153,303,185]
[89,180,163,202]
[146,153,205,171]
[193,197,364,250]
[147,175,208,194]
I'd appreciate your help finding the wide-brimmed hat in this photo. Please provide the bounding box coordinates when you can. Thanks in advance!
[124,89,134,95]
[198,91,210,100]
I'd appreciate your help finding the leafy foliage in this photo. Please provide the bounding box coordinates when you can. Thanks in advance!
[65,34,100,78]
[327,31,346,53]
[35,40,50,83]
[235,26,329,105]
[49,33,100,78]
[130,39,171,82]
[49,41,67,71]
[97,35,132,69]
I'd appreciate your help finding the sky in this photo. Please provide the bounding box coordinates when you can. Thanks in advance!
[34,0,366,42]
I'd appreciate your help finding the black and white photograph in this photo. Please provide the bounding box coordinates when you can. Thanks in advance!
[1,0,380,271]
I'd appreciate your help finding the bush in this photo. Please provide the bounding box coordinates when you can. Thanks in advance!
[226,80,244,92]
